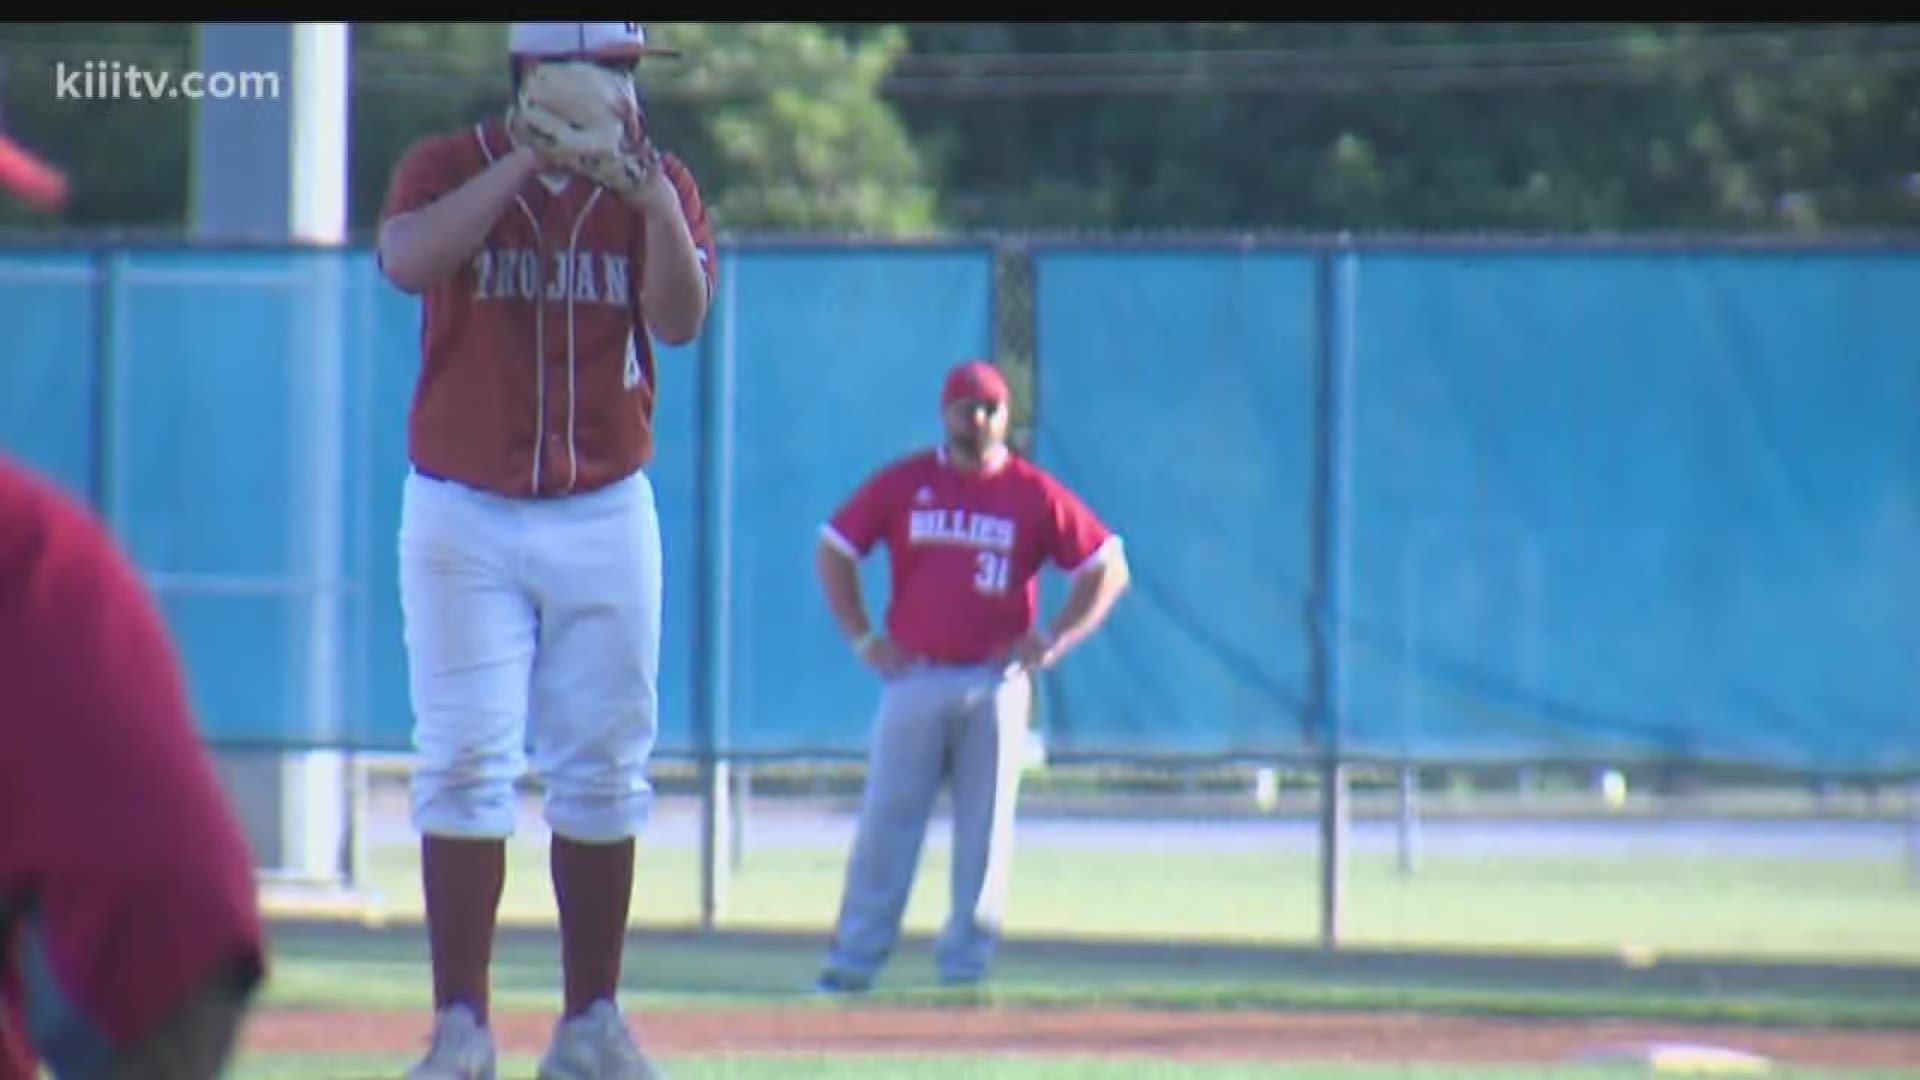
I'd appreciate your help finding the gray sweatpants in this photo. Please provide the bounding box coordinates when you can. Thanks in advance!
[823,661,1033,984]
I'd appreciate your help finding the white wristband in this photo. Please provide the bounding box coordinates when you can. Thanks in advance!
[852,630,879,654]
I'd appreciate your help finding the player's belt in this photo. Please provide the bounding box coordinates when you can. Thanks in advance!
[411,466,545,499]
[910,654,1000,668]
[412,465,642,501]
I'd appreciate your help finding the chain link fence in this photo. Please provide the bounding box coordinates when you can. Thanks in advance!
[992,240,1037,455]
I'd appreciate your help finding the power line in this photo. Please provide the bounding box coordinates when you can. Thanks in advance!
[338,52,1920,103]
[1,25,1914,104]
[326,23,1886,78]
[875,54,1920,100]
[875,24,1885,78]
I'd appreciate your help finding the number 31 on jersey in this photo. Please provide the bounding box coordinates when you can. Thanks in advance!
[973,551,1010,595]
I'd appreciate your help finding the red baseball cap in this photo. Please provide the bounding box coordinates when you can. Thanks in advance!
[942,360,1009,408]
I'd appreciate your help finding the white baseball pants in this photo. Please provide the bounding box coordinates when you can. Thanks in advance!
[397,467,662,844]
[823,662,1033,984]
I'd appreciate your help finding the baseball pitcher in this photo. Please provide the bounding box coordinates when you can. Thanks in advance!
[812,360,1131,992]
[375,21,715,1080]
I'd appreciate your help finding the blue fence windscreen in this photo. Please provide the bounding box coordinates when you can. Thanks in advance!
[1334,250,1920,775]
[1,240,1916,777]
[1031,249,1322,757]
[103,250,379,749]
[357,251,426,751]
[0,253,98,499]
[720,246,996,755]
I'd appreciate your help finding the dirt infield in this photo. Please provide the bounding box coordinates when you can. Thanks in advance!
[246,1006,1920,1067]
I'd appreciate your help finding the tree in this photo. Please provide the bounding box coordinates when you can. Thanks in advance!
[876,22,1920,234]
[353,23,941,237]
[0,23,195,231]
[348,23,513,236]
[638,23,938,236]
[7,23,1920,237]
[0,22,943,239]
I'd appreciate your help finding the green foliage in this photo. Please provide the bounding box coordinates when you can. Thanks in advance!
[641,24,938,236]
[4,23,1919,236]
[355,23,941,237]
[0,23,196,231]
[0,22,940,238]
[884,22,1920,234]
[350,23,510,236]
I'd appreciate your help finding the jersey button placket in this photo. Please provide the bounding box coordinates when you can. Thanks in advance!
[543,350,567,492]
[535,229,562,496]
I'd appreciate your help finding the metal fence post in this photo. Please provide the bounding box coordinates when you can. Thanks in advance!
[696,248,739,929]
[1310,239,1356,949]
[89,247,122,531]
[1908,779,1920,888]
[1397,764,1420,876]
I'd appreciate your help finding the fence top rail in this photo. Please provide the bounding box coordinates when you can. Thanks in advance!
[197,740,1920,782]
[3,227,1920,256]
[1004,228,1920,254]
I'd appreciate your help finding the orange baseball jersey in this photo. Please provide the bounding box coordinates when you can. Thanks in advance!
[379,116,718,499]
[823,448,1118,665]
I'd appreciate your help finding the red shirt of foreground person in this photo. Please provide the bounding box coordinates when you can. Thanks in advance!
[0,457,264,1077]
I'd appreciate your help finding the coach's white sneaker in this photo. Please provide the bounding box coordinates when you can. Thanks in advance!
[406,1004,498,1080]
[537,999,666,1080]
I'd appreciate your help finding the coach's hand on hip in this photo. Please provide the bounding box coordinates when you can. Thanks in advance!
[854,631,915,678]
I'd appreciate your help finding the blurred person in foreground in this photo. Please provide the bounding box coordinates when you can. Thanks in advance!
[0,454,266,1079]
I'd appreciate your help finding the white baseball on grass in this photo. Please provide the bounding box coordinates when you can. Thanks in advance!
[1600,769,1628,808]
[1253,767,1279,812]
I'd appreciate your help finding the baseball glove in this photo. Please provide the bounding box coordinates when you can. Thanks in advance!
[509,60,662,201]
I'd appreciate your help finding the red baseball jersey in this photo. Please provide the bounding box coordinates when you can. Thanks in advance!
[0,457,265,1058]
[378,116,719,499]
[823,447,1119,664]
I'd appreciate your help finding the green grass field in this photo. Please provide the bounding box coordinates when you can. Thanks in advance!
[236,810,1920,1079]
[238,907,1920,1080]
[342,833,1920,963]
[255,917,1920,1024]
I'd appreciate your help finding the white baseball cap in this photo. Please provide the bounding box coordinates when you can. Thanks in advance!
[507,22,681,61]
